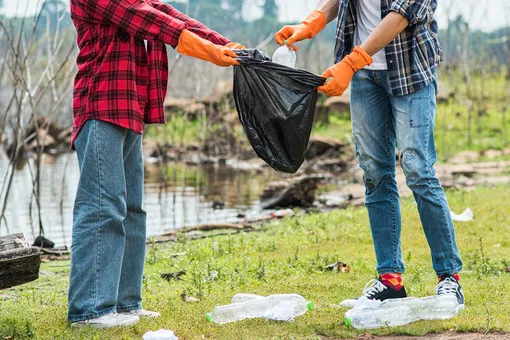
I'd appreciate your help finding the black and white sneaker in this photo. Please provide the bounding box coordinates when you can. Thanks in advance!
[340,277,407,308]
[436,275,465,311]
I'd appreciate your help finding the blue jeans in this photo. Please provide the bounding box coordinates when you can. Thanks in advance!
[68,120,146,322]
[350,69,462,276]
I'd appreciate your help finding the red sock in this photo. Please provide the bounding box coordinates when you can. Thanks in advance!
[380,273,403,291]
[438,273,460,282]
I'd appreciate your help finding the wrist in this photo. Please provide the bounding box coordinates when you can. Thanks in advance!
[303,10,327,38]
[348,46,373,71]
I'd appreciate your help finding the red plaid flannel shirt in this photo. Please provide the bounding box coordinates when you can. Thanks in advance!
[70,0,229,147]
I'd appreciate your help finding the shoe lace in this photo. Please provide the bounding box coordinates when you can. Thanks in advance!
[437,277,458,295]
[362,279,386,297]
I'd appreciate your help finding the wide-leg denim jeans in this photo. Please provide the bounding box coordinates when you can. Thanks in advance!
[68,120,146,322]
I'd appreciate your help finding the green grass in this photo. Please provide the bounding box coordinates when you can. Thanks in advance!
[144,113,207,146]
[1,186,510,339]
[314,100,510,163]
[312,71,510,163]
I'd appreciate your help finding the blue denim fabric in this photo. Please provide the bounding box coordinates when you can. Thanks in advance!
[68,120,146,322]
[350,68,462,276]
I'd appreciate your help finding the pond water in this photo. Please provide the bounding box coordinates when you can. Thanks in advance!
[0,153,280,247]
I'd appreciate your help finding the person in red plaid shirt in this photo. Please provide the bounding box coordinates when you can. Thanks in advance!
[68,0,244,328]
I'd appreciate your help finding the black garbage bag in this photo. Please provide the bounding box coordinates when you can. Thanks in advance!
[233,49,326,173]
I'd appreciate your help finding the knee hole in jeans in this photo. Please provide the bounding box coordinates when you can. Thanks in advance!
[400,150,423,186]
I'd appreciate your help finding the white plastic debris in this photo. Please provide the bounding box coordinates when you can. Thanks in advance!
[344,295,462,329]
[339,298,357,308]
[318,194,346,207]
[143,329,178,340]
[450,208,473,222]
[272,44,296,68]
[206,294,313,324]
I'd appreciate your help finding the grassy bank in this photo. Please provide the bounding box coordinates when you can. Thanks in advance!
[1,186,510,339]
[146,101,510,164]
[146,73,510,164]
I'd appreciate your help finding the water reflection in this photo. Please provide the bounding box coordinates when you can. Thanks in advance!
[0,153,278,247]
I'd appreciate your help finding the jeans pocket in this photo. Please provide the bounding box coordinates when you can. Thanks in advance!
[409,96,430,129]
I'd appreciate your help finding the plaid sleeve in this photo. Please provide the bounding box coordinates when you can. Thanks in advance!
[85,0,187,48]
[389,0,431,26]
[150,0,230,46]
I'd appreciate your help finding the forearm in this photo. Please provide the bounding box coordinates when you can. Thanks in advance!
[360,11,409,56]
[317,0,339,23]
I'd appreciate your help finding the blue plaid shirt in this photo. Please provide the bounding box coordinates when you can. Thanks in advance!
[334,0,443,97]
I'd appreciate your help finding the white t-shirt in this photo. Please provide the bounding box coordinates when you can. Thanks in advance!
[354,0,388,70]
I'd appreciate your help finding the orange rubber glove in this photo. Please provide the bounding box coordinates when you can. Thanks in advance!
[318,46,373,97]
[274,10,327,51]
[177,29,239,67]
[226,42,246,50]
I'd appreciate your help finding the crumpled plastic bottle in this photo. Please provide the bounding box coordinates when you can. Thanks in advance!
[344,295,461,329]
[206,293,313,324]
[143,329,178,340]
[272,42,296,68]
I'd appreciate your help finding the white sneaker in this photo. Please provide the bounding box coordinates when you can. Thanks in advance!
[120,309,161,318]
[70,313,139,329]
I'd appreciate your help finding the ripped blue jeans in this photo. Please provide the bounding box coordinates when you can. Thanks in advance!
[350,68,462,276]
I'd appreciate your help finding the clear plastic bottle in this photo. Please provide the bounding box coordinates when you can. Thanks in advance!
[206,294,313,324]
[231,293,263,304]
[345,305,416,329]
[344,295,461,329]
[383,295,461,320]
[272,42,296,68]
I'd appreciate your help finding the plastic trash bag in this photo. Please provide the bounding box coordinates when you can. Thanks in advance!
[233,49,325,173]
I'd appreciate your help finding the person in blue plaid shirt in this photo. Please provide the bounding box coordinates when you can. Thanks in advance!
[276,0,465,312]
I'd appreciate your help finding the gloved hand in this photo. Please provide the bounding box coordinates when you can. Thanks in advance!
[177,29,239,67]
[318,46,373,97]
[226,42,246,50]
[274,10,327,51]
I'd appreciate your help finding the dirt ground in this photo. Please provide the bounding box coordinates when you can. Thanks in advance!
[344,333,510,340]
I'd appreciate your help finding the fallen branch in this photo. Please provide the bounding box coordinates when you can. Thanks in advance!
[40,255,70,262]
[154,228,263,244]
[39,248,70,256]
[161,223,253,236]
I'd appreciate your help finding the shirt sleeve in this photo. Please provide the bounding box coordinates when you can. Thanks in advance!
[389,0,432,26]
[150,0,230,46]
[85,0,187,48]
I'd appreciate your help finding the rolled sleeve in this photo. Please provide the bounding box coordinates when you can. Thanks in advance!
[389,0,431,26]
